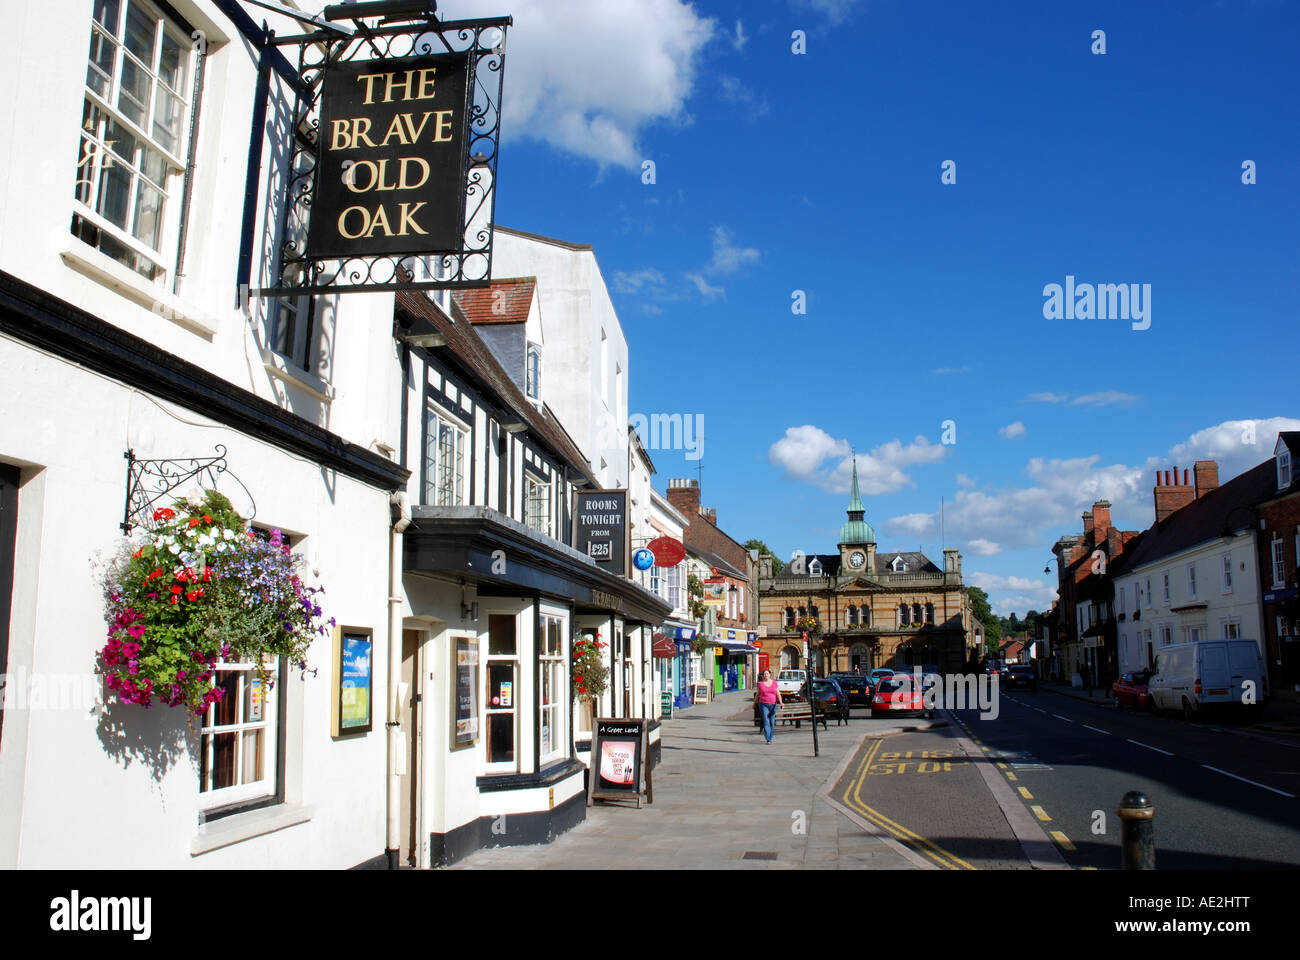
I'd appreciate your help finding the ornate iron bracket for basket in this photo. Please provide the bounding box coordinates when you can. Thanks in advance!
[120,446,257,534]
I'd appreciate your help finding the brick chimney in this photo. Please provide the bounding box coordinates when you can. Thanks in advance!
[666,478,700,519]
[1091,500,1111,543]
[1082,511,1094,545]
[702,507,717,525]
[1193,460,1219,500]
[1154,465,1195,523]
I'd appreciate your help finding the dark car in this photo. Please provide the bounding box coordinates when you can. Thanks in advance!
[803,678,849,724]
[1112,670,1153,710]
[830,673,871,707]
[1002,664,1038,691]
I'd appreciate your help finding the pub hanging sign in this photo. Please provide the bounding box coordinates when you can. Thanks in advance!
[306,53,471,260]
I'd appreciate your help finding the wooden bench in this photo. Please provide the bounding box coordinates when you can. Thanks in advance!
[774,701,829,730]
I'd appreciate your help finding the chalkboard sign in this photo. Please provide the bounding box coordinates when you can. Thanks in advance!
[691,682,710,704]
[587,718,652,808]
[452,637,479,749]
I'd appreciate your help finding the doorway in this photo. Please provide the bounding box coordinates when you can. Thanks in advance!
[399,629,423,868]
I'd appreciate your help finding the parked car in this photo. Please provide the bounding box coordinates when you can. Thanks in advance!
[871,673,932,718]
[830,673,871,706]
[1112,670,1153,710]
[776,669,807,699]
[1148,639,1269,720]
[804,678,850,724]
[1002,664,1038,691]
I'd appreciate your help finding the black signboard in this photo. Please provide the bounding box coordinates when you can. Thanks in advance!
[572,490,628,578]
[587,718,652,808]
[452,636,479,749]
[306,53,471,260]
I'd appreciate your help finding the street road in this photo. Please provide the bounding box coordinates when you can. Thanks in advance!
[950,690,1300,869]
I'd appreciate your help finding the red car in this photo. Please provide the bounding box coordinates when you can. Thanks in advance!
[1112,670,1153,710]
[871,674,932,718]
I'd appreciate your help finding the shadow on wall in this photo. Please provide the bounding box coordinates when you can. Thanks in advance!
[96,697,193,782]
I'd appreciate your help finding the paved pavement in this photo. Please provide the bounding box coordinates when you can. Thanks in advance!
[444,690,948,869]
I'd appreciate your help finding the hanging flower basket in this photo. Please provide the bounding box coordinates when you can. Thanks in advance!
[572,630,609,719]
[795,616,819,635]
[97,490,333,714]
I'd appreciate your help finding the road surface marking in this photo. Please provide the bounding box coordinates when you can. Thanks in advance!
[1082,724,1110,735]
[996,761,1007,769]
[1035,708,1047,713]
[1005,771,1018,782]
[1050,830,1075,851]
[1201,764,1296,798]
[1018,786,1033,799]
[1126,738,1174,757]
[1052,714,1072,722]
[1031,805,1051,822]
[844,740,975,870]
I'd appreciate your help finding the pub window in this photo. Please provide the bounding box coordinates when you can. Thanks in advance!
[524,474,552,537]
[74,0,197,283]
[423,404,467,507]
[485,615,518,770]
[272,294,316,371]
[539,614,565,764]
[199,657,281,807]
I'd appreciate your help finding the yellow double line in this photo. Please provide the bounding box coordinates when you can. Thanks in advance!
[841,739,975,870]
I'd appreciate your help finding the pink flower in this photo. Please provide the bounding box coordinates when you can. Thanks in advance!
[127,623,145,639]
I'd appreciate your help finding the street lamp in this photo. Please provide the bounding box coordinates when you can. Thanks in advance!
[805,591,819,758]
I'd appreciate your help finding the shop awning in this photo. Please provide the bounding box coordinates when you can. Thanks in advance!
[652,634,678,658]
[719,642,759,654]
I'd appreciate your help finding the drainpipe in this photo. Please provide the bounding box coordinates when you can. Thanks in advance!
[386,490,412,869]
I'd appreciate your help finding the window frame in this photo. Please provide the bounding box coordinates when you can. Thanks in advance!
[525,341,542,402]
[1279,450,1292,490]
[1221,553,1233,593]
[538,612,566,766]
[423,401,468,507]
[271,293,316,371]
[1187,563,1197,600]
[1161,572,1170,605]
[198,656,284,811]
[523,471,552,538]
[1272,538,1286,588]
[484,614,519,774]
[73,0,197,283]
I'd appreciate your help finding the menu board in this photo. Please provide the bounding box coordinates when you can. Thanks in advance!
[587,718,652,808]
[453,637,480,748]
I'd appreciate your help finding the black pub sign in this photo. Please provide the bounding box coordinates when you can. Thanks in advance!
[572,490,628,578]
[306,53,471,260]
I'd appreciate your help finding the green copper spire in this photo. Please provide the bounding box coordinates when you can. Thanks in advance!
[838,456,875,545]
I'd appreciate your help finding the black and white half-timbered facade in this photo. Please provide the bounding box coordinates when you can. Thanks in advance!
[392,290,670,867]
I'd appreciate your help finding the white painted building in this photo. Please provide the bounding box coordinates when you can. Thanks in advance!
[1112,460,1274,675]
[491,227,630,489]
[0,0,409,868]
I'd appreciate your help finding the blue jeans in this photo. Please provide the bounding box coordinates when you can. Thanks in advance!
[760,702,777,741]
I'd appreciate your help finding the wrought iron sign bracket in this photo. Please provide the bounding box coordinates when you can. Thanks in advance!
[121,446,257,535]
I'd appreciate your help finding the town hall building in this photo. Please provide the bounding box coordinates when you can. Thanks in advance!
[757,461,974,675]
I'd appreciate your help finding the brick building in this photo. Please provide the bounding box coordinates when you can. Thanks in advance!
[756,460,972,675]
[1254,433,1300,697]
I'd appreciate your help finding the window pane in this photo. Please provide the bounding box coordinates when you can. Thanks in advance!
[123,1,156,62]
[74,135,100,205]
[210,732,236,789]
[132,179,164,248]
[87,26,117,97]
[118,55,150,127]
[97,161,132,229]
[153,86,184,155]
[212,670,240,726]
[241,730,264,783]
[488,713,514,763]
[94,0,122,32]
[158,29,187,92]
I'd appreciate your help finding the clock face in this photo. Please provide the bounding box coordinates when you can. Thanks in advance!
[849,551,866,569]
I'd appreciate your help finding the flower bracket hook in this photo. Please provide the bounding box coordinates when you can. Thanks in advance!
[120,445,257,534]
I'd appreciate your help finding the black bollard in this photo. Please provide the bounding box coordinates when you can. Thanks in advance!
[1117,791,1155,869]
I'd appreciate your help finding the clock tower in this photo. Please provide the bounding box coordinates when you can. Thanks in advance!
[837,457,876,574]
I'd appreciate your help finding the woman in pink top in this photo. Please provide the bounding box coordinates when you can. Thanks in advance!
[755,670,781,743]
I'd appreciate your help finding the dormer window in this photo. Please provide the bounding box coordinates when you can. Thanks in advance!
[808,559,823,576]
[1279,447,1292,490]
[891,556,906,573]
[526,342,541,402]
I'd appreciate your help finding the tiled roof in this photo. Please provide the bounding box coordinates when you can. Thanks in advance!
[453,277,536,325]
[394,291,596,486]
[1120,459,1277,571]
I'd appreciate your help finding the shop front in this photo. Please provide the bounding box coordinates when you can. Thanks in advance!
[713,629,760,692]
[402,507,670,867]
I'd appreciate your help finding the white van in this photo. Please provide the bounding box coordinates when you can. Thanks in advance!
[1148,639,1269,719]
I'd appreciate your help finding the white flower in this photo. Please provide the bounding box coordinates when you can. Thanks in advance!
[168,543,181,555]
[223,528,235,541]
[198,532,214,547]
[216,542,228,553]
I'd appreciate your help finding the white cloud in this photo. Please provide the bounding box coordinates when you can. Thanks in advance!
[955,473,976,488]
[685,271,725,300]
[731,19,748,50]
[1166,417,1300,484]
[966,539,1002,556]
[791,0,861,24]
[718,75,769,119]
[999,421,1026,439]
[440,0,715,170]
[704,225,760,274]
[1027,391,1138,407]
[769,427,945,495]
[612,267,667,294]
[933,365,970,375]
[968,572,1058,611]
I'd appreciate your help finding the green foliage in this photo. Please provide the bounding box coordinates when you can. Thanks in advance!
[685,572,708,620]
[966,585,1002,652]
[572,630,609,701]
[744,538,784,576]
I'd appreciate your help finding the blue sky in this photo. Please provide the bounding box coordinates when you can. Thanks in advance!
[440,0,1300,614]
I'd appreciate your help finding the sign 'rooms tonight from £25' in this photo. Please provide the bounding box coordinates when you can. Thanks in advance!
[306,53,471,260]
[573,490,627,578]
